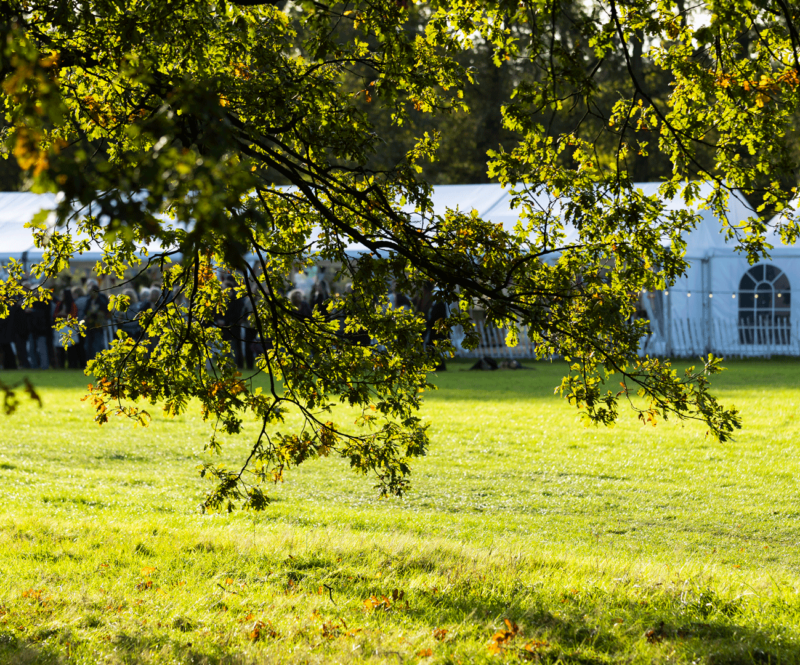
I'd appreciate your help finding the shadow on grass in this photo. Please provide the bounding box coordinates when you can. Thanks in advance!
[391,579,788,664]
[0,633,248,665]
[0,594,789,665]
[0,532,792,663]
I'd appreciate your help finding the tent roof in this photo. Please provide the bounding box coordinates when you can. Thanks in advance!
[417,182,764,257]
[0,192,57,257]
[0,192,173,263]
[764,198,800,253]
[0,183,791,264]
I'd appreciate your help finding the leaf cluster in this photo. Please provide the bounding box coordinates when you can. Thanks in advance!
[10,0,800,505]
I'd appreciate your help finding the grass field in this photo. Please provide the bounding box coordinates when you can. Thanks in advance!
[1,359,799,664]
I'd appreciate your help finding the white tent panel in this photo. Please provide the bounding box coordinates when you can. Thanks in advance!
[4,184,800,357]
[666,272,706,320]
[0,192,57,256]
[2,182,761,260]
[0,192,178,263]
[426,183,507,217]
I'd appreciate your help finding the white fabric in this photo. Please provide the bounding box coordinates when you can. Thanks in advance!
[666,190,800,323]
[0,192,175,262]
[2,184,798,289]
[0,192,57,255]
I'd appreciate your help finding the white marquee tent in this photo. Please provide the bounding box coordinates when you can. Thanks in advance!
[414,183,800,358]
[0,192,58,264]
[0,192,174,267]
[641,184,800,358]
[2,185,799,358]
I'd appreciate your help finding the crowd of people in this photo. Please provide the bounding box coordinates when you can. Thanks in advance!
[0,273,449,371]
[0,279,167,371]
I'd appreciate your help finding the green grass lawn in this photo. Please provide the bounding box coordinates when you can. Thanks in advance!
[1,359,799,664]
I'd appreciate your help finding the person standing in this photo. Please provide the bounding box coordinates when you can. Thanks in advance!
[11,287,30,368]
[114,288,145,339]
[81,281,110,362]
[70,286,87,367]
[0,302,17,369]
[53,288,79,369]
[394,291,413,311]
[222,281,246,368]
[241,289,257,370]
[289,289,313,320]
[26,296,51,369]
[416,283,448,371]
[311,279,330,315]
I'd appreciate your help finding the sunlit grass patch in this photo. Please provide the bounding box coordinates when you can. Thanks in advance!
[0,360,799,663]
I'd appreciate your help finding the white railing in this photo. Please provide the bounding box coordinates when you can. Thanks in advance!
[663,316,799,358]
[451,321,536,359]
[451,317,799,359]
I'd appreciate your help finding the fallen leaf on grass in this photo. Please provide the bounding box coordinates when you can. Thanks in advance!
[135,580,153,591]
[140,566,156,576]
[249,620,279,642]
[321,621,342,639]
[488,619,520,654]
[21,589,44,600]
[433,628,448,641]
[524,639,549,652]
[363,595,392,611]
[416,648,433,657]
[644,621,665,643]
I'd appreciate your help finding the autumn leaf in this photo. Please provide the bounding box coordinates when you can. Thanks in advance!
[523,638,549,652]
[321,621,342,639]
[488,619,520,654]
[249,619,278,642]
[644,621,665,643]
[363,595,392,611]
[21,589,44,600]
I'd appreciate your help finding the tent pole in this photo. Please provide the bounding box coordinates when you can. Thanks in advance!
[701,257,710,356]
[666,290,672,357]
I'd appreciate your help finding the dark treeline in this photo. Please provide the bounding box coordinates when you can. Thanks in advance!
[294,1,800,204]
[2,3,798,201]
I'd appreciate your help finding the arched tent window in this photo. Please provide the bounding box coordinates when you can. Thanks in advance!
[738,264,791,344]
